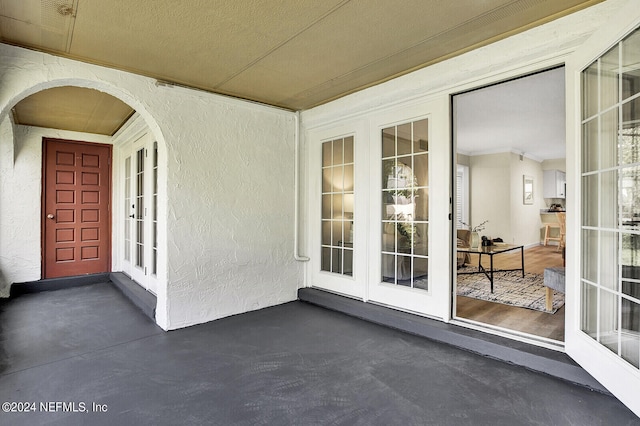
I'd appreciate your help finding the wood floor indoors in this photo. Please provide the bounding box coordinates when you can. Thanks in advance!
[455,244,565,341]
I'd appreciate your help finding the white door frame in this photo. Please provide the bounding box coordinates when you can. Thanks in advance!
[565,0,640,416]
[367,98,451,319]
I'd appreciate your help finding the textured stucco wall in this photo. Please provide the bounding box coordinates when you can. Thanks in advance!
[0,43,300,329]
[161,86,300,329]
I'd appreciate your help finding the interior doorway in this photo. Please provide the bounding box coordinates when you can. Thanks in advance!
[452,67,566,342]
[42,138,112,278]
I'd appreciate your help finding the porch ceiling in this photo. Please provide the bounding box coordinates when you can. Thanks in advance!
[1,0,602,135]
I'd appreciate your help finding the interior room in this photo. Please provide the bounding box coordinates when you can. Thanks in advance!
[453,67,567,341]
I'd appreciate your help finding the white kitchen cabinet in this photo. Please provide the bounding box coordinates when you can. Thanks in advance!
[543,169,566,198]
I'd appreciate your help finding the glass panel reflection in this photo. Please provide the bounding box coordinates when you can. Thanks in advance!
[332,193,343,218]
[413,153,429,187]
[322,142,331,167]
[621,29,640,101]
[344,137,354,164]
[621,233,640,278]
[582,119,598,173]
[343,165,354,192]
[599,289,619,355]
[397,123,412,156]
[580,26,640,370]
[621,297,640,368]
[397,255,412,285]
[331,248,342,274]
[322,167,332,193]
[582,229,598,283]
[600,231,618,291]
[413,119,428,153]
[600,109,618,170]
[332,221,342,246]
[322,195,331,220]
[414,188,428,221]
[344,249,353,277]
[600,44,619,112]
[620,166,640,229]
[414,223,428,256]
[582,61,599,120]
[622,280,640,301]
[621,98,640,165]
[581,282,598,338]
[333,139,343,165]
[381,254,396,283]
[320,137,355,278]
[413,257,428,289]
[582,174,598,227]
[382,128,395,158]
[381,119,429,291]
[321,247,331,272]
[321,221,331,246]
[600,170,617,229]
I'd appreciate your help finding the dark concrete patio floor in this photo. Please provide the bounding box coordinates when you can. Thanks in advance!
[0,282,638,425]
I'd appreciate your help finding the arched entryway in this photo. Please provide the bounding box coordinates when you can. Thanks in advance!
[0,79,168,329]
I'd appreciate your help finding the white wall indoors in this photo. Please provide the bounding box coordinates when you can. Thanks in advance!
[0,43,300,329]
[509,154,548,246]
[455,150,548,247]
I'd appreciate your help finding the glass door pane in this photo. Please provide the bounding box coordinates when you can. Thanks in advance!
[381,119,429,290]
[580,26,640,370]
[152,142,158,276]
[124,155,131,262]
[321,136,354,276]
[135,147,145,269]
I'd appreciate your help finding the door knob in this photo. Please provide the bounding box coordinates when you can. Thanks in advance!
[47,214,55,219]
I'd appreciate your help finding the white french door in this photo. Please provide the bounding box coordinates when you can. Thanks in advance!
[309,122,367,299]
[122,133,158,294]
[566,1,640,417]
[367,99,450,318]
[308,98,450,320]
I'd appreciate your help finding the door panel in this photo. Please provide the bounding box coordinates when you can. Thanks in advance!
[368,99,450,319]
[43,139,112,278]
[121,134,158,294]
[566,1,640,417]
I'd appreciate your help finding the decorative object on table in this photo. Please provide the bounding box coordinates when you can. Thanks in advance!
[459,220,488,248]
[481,236,493,247]
[456,268,565,313]
[523,175,534,205]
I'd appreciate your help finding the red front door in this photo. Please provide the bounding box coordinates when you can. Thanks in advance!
[42,138,112,278]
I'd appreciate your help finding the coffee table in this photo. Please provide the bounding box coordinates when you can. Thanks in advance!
[457,244,524,293]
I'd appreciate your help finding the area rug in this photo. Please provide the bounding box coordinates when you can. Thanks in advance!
[456,267,564,313]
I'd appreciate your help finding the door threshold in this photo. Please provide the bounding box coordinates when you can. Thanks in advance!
[450,316,564,352]
[299,287,608,394]
[10,273,111,297]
